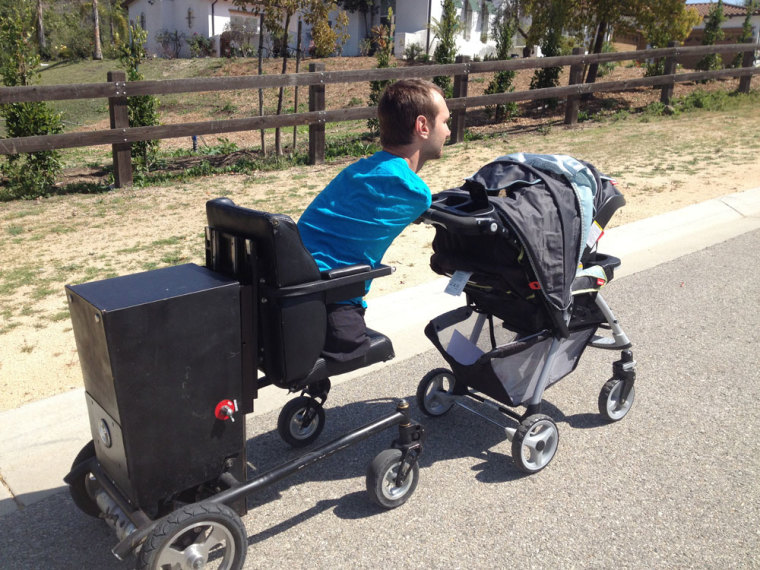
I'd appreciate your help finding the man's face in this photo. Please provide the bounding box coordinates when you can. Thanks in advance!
[423,90,451,161]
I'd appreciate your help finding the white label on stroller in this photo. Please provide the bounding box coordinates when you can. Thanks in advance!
[447,330,484,365]
[445,270,473,296]
[586,221,603,247]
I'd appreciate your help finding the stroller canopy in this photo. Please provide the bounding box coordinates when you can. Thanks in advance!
[459,154,620,320]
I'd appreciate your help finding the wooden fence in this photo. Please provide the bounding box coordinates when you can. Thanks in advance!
[1,42,758,188]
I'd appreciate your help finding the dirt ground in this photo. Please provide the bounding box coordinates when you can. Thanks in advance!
[1,61,759,412]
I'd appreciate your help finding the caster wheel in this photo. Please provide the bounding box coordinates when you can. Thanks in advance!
[416,368,456,417]
[598,378,635,422]
[511,414,559,474]
[67,440,102,517]
[277,396,325,447]
[136,502,247,570]
[366,449,419,509]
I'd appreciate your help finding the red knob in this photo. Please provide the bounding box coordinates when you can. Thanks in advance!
[215,399,237,421]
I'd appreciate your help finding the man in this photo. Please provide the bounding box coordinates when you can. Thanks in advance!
[297,78,451,361]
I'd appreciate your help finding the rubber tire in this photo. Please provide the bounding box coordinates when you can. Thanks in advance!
[68,440,102,518]
[511,414,559,474]
[416,368,456,417]
[598,378,635,422]
[136,502,247,570]
[366,448,419,510]
[277,396,326,448]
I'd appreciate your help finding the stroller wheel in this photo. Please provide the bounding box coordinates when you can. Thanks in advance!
[511,415,559,474]
[598,378,635,422]
[416,368,456,417]
[366,449,419,509]
[277,396,326,447]
[136,501,247,570]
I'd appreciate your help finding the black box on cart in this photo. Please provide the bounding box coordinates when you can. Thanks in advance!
[66,263,244,516]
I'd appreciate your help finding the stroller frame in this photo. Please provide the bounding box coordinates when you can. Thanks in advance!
[417,173,637,474]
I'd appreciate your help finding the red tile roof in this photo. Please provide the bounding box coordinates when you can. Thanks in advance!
[689,2,758,18]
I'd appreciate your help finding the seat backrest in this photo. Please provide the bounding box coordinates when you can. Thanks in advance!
[205,197,326,386]
[205,197,320,287]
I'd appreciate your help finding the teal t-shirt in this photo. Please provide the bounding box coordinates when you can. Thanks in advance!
[297,151,432,304]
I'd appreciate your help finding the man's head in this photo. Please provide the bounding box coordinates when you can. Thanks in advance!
[378,79,450,162]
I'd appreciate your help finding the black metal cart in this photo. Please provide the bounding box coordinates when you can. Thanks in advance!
[64,198,424,569]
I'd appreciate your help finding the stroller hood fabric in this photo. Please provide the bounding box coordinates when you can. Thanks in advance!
[460,154,616,323]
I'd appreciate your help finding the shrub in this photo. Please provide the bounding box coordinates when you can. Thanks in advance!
[155,29,186,59]
[403,42,424,62]
[0,2,64,200]
[187,33,215,58]
[119,25,160,171]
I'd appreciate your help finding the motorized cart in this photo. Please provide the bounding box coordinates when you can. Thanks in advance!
[64,198,425,569]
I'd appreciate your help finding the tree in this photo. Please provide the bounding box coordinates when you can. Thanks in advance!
[119,25,160,170]
[732,0,757,67]
[696,0,725,71]
[335,0,376,40]
[92,0,102,59]
[235,0,301,155]
[485,1,519,122]
[432,0,460,98]
[367,7,394,133]
[636,0,700,76]
[302,0,349,57]
[527,1,571,107]
[0,1,64,199]
[35,0,46,57]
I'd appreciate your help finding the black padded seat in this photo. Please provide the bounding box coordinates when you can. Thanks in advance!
[204,197,396,392]
[298,328,395,386]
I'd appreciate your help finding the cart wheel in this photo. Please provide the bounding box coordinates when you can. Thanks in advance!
[366,449,419,509]
[136,502,247,570]
[511,414,559,474]
[416,368,456,417]
[68,440,102,518]
[277,396,325,447]
[598,378,635,422]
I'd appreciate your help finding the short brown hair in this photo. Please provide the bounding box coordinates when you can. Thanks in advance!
[377,79,444,147]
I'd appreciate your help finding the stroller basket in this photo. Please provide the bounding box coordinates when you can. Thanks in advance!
[426,306,597,407]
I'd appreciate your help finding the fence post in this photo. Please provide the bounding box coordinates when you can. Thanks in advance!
[107,70,132,188]
[738,39,755,94]
[564,47,584,125]
[660,41,678,105]
[309,62,325,165]
[451,55,470,144]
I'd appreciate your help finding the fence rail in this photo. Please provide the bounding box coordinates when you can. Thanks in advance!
[1,42,757,187]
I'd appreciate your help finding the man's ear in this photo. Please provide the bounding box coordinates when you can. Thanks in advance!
[415,114,430,139]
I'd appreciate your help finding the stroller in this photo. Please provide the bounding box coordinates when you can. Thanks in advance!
[416,154,636,474]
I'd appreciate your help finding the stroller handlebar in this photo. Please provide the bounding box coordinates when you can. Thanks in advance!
[419,201,504,236]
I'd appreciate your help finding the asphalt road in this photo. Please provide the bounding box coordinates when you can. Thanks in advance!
[1,230,758,570]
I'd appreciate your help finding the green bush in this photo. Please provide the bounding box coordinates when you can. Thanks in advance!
[1,2,64,200]
[187,33,215,58]
[119,25,160,171]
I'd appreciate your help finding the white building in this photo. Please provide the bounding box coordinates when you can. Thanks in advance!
[124,0,527,59]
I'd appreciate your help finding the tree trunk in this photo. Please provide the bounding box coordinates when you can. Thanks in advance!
[584,20,607,85]
[93,0,103,60]
[109,0,116,42]
[293,17,302,153]
[258,13,266,156]
[36,0,47,56]
[275,12,291,156]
